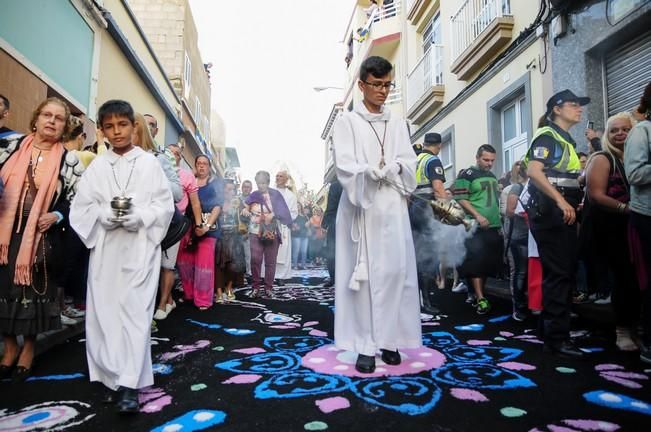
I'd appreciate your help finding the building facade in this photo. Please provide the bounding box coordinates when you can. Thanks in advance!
[0,0,187,150]
[327,0,550,184]
[342,0,407,116]
[547,0,651,141]
[328,0,651,187]
[0,0,100,131]
[128,0,214,165]
[404,0,549,182]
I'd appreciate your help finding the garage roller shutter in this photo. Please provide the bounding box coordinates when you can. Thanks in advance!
[605,31,651,116]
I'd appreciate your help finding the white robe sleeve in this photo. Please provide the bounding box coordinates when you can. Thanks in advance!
[332,115,377,209]
[69,161,104,249]
[287,191,298,220]
[393,121,418,196]
[135,158,174,245]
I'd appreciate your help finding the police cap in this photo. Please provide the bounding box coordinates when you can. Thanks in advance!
[424,132,442,145]
[546,89,590,115]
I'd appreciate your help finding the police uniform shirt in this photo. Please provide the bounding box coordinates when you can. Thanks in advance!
[422,150,446,183]
[527,121,577,169]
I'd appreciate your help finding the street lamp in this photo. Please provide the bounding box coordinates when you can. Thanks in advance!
[313,86,344,92]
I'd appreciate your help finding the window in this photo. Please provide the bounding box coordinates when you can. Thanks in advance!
[439,140,454,185]
[194,97,201,127]
[436,126,456,187]
[422,13,442,87]
[422,12,441,52]
[203,116,210,143]
[500,97,528,169]
[183,52,192,98]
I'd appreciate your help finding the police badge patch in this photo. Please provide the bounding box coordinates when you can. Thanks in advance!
[533,146,549,159]
[435,167,444,175]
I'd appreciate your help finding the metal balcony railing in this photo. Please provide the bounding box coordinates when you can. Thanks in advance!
[406,0,416,14]
[372,0,401,23]
[450,0,511,62]
[386,86,403,105]
[407,44,444,110]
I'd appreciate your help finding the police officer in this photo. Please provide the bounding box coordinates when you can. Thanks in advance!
[410,132,447,314]
[525,89,589,358]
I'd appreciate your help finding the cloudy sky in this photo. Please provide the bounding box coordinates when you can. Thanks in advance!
[189,0,352,191]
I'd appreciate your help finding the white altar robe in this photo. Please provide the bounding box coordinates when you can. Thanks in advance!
[70,147,174,390]
[332,102,422,356]
[274,186,298,279]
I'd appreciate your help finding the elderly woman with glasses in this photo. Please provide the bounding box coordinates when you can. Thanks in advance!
[0,97,84,381]
[241,171,292,297]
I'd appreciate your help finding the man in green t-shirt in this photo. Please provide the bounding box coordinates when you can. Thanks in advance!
[453,144,503,314]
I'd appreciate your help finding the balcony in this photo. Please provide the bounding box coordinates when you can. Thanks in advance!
[450,0,514,81]
[358,0,402,57]
[407,44,445,124]
[386,85,403,105]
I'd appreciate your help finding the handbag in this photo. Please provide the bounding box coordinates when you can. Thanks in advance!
[162,207,191,251]
[258,203,278,244]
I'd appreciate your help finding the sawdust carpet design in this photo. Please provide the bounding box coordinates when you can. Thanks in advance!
[0,269,650,431]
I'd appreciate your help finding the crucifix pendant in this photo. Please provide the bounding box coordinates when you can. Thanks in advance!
[21,295,31,308]
[379,158,386,169]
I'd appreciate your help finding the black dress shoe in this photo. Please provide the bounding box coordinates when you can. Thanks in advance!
[544,340,585,359]
[0,364,14,380]
[275,279,285,287]
[0,353,20,379]
[355,354,376,374]
[102,386,119,404]
[12,365,32,382]
[381,349,402,365]
[116,388,140,414]
[421,304,441,315]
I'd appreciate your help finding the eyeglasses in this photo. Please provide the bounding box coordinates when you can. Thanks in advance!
[39,111,66,123]
[362,81,395,90]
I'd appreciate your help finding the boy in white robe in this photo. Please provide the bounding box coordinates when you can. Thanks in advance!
[332,56,421,374]
[70,100,173,413]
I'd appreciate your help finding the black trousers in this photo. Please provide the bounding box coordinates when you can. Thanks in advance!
[591,213,639,326]
[630,211,651,345]
[409,198,437,306]
[325,227,336,280]
[530,216,578,343]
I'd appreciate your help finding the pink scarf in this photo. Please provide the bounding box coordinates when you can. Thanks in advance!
[0,134,63,285]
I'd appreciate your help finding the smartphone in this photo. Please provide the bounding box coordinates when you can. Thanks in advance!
[586,120,594,129]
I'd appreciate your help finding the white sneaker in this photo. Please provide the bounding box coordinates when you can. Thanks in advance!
[465,293,477,304]
[452,282,468,293]
[615,327,638,351]
[594,295,612,305]
[165,301,176,314]
[63,305,85,318]
[153,309,168,320]
[61,313,77,326]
